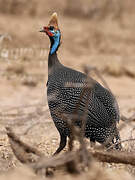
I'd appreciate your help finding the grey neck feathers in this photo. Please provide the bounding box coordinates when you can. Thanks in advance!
[48,52,62,74]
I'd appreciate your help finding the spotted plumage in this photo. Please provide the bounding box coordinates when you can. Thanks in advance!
[40,13,121,155]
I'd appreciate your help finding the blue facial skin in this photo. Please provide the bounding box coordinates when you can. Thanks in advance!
[50,29,60,55]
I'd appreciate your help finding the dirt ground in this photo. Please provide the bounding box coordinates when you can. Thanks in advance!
[0,1,135,179]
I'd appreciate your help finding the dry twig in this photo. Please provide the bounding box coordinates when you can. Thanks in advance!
[6,127,43,163]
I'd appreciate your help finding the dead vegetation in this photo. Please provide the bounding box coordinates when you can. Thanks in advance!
[102,60,135,78]
[0,0,134,20]
[3,109,135,180]
[0,95,135,179]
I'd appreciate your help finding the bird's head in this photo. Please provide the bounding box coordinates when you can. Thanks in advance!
[40,12,61,55]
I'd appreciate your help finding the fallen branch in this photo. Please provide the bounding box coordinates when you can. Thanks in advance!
[31,151,82,170]
[91,150,135,165]
[31,149,135,172]
[6,127,43,164]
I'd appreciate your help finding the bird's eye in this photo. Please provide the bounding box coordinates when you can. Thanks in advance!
[49,26,54,30]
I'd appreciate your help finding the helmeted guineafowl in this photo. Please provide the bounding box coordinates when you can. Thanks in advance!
[40,13,121,155]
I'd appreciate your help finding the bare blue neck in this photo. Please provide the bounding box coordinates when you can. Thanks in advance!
[49,30,61,55]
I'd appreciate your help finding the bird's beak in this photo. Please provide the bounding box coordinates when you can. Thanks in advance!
[39,26,54,37]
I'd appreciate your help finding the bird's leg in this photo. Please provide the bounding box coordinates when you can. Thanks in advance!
[46,134,67,176]
[53,133,67,155]
[114,131,122,150]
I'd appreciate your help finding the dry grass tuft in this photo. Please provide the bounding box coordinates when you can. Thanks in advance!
[22,78,38,87]
[6,64,25,76]
[124,65,135,78]
[102,60,135,78]
[103,61,124,77]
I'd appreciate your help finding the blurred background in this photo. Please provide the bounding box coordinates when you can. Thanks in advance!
[0,0,135,174]
[0,0,135,109]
